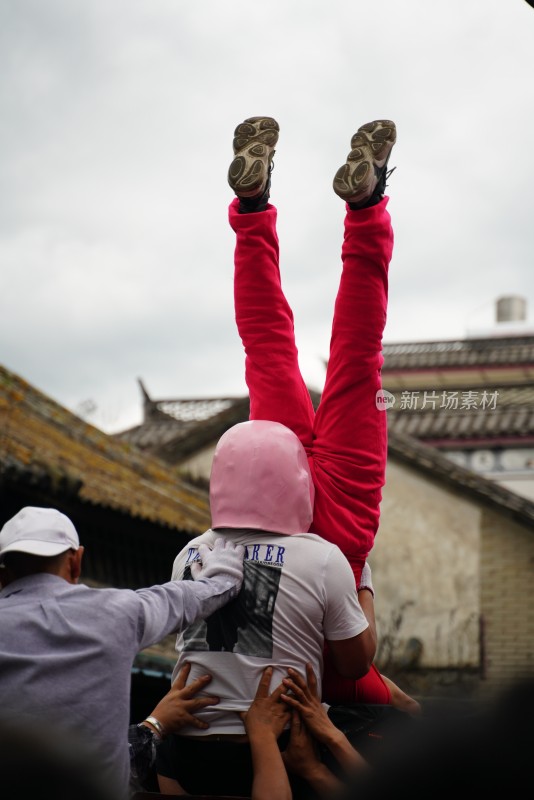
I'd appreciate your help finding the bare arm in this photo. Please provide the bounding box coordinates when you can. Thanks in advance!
[240,666,292,800]
[324,571,378,678]
[144,663,219,795]
[282,664,368,776]
[358,585,378,649]
[282,709,343,797]
[381,675,422,715]
[143,662,219,736]
[326,625,376,679]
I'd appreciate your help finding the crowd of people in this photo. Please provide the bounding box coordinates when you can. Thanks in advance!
[4,114,522,800]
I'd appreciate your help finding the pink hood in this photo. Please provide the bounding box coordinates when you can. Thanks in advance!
[210,420,315,535]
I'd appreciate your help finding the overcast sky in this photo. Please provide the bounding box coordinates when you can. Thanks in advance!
[1,0,533,434]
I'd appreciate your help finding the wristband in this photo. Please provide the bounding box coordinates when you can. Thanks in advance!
[357,561,374,597]
[143,715,166,738]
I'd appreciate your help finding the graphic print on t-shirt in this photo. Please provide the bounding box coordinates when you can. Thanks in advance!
[182,543,284,658]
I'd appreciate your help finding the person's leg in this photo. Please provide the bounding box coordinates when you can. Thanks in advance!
[310,121,396,578]
[314,121,396,704]
[310,198,393,576]
[229,116,404,709]
[228,117,315,450]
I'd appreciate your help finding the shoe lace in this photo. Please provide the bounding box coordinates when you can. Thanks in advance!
[377,165,396,196]
[372,164,396,202]
[384,167,397,188]
[349,164,396,210]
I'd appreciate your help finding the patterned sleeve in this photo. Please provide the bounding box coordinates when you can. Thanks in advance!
[128,723,158,792]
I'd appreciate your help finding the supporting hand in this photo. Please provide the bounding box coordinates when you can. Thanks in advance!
[240,665,291,739]
[145,662,219,735]
[240,666,292,800]
[282,663,367,777]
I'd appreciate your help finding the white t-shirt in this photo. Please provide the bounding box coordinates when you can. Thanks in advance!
[170,528,368,735]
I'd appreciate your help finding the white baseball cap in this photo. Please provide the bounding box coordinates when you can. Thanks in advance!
[0,507,80,563]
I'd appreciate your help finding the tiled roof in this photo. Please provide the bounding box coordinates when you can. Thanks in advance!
[380,334,534,442]
[385,386,534,444]
[388,430,534,528]
[117,375,533,457]
[117,381,322,463]
[382,334,534,371]
[118,395,251,462]
[113,378,534,529]
[0,365,210,533]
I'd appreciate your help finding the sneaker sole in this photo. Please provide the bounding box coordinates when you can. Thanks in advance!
[333,120,396,203]
[228,116,279,197]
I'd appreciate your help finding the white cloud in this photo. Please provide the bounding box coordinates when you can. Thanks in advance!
[1,0,533,432]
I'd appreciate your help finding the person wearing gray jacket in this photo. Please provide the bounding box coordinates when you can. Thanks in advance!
[0,505,244,799]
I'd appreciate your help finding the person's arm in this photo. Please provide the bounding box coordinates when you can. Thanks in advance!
[357,560,378,647]
[140,662,218,736]
[322,550,376,678]
[157,773,184,795]
[321,548,377,679]
[136,538,245,650]
[131,662,219,793]
[282,664,367,777]
[282,709,343,797]
[381,674,422,715]
[239,666,292,800]
[326,628,376,678]
[335,582,378,675]
[128,723,159,793]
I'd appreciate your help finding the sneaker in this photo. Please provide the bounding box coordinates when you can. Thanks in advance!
[333,120,396,207]
[228,116,279,198]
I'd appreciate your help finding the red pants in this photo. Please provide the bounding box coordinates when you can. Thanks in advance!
[230,197,393,704]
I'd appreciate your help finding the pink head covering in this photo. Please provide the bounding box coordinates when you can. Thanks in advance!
[209,420,315,535]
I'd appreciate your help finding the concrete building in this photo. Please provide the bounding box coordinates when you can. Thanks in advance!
[115,305,534,699]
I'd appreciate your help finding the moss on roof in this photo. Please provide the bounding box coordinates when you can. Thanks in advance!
[0,365,210,533]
